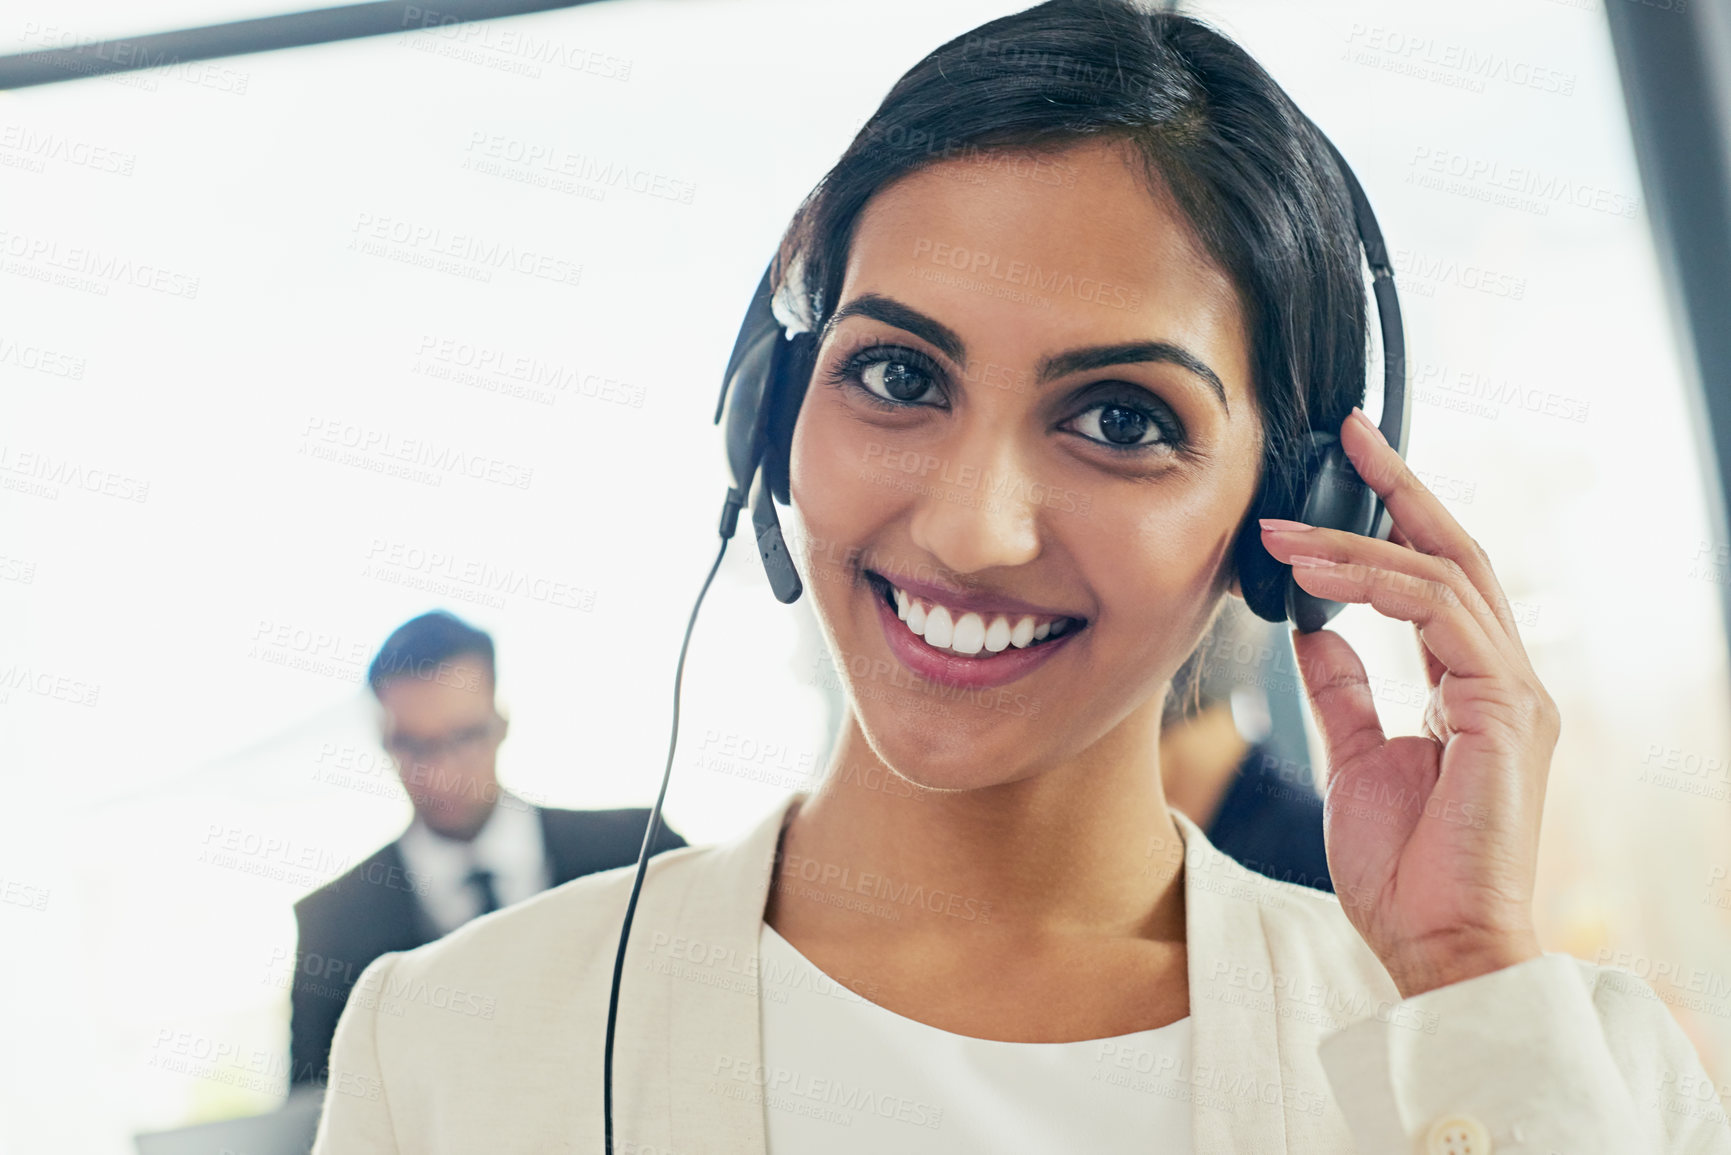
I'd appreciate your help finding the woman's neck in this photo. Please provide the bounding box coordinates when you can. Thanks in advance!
[771,700,1186,944]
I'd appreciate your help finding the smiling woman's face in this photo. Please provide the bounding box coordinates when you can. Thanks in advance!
[787,136,1264,791]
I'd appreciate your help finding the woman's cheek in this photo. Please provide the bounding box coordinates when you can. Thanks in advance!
[789,406,865,582]
[793,404,880,531]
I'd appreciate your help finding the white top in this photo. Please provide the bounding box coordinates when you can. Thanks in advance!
[394,791,551,935]
[757,922,1193,1153]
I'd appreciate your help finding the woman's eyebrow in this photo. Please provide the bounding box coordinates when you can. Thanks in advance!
[1037,342,1229,416]
[824,293,965,363]
[824,293,1229,415]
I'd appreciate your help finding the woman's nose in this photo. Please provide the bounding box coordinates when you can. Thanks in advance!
[904,427,1044,578]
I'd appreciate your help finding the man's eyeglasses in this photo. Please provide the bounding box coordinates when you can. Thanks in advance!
[383,716,504,763]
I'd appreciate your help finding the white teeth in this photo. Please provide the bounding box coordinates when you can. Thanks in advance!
[951,612,986,655]
[924,605,954,648]
[884,582,1078,659]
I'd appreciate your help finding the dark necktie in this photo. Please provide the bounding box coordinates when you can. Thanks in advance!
[465,866,500,917]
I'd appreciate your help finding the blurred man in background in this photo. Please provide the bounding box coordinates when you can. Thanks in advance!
[289,610,686,1086]
[1162,601,1333,893]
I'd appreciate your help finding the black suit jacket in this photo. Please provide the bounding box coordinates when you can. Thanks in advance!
[289,805,685,1086]
[1205,741,1334,893]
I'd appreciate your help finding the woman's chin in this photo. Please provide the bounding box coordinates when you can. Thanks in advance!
[853,706,1043,793]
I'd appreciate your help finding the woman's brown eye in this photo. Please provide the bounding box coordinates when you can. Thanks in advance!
[1070,400,1171,450]
[861,358,934,403]
[1097,404,1151,445]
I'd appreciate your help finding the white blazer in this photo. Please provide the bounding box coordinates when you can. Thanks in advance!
[312,795,1731,1153]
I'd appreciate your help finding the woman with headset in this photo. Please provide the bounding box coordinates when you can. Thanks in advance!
[314,3,1730,1151]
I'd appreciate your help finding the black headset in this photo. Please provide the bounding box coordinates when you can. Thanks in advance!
[600,120,1408,1154]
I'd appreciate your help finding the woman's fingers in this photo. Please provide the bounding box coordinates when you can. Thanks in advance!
[1338,408,1528,654]
[1279,551,1508,680]
[1287,625,1386,772]
[1260,524,1523,671]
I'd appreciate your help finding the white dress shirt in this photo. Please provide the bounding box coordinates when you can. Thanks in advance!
[758,921,1192,1152]
[395,791,552,936]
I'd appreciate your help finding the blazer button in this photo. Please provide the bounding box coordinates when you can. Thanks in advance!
[1424,1114,1492,1155]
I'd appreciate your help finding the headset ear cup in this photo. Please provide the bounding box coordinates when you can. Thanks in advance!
[765,332,816,505]
[1284,435,1375,632]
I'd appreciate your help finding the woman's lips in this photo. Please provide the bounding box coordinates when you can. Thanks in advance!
[867,574,1082,691]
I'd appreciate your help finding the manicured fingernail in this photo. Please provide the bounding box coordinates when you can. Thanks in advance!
[1351,406,1387,446]
[1260,518,1313,533]
[1288,554,1337,570]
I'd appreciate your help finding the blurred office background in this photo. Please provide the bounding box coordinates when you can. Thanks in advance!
[4,0,1731,1148]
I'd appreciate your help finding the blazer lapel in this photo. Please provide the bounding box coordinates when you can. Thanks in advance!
[378,840,438,948]
[1171,806,1289,1153]
[657,795,798,1155]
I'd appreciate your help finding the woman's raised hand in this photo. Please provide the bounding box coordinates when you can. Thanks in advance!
[1257,407,1555,999]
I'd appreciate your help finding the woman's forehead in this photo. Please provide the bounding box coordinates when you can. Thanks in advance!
[835,139,1253,405]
